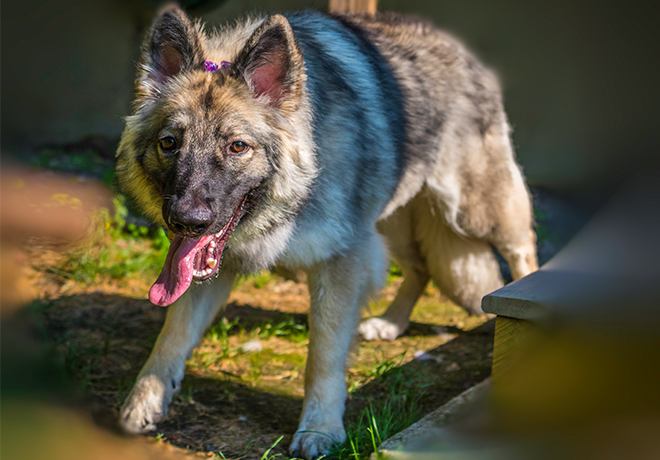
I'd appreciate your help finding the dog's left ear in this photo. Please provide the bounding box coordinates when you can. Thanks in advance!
[234,15,305,112]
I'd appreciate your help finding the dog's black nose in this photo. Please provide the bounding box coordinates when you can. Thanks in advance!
[168,207,214,237]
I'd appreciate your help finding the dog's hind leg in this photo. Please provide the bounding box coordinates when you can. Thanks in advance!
[494,229,538,281]
[359,203,430,341]
[488,188,538,281]
[414,192,504,316]
[291,233,385,459]
[452,122,539,282]
[358,266,429,340]
[120,274,234,434]
[359,191,503,341]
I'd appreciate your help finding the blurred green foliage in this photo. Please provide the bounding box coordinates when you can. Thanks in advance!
[51,195,169,284]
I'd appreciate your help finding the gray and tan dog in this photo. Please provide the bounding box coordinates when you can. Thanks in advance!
[116,5,537,458]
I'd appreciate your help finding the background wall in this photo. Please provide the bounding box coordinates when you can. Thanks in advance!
[2,0,658,193]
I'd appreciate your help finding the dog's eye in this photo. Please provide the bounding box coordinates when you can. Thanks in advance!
[228,141,249,155]
[159,136,177,152]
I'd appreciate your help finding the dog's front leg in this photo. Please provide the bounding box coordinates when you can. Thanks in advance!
[120,274,235,434]
[290,255,367,459]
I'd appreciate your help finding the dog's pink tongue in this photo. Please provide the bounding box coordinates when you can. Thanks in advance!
[149,235,213,306]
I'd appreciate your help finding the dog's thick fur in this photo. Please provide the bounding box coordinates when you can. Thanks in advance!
[116,6,537,458]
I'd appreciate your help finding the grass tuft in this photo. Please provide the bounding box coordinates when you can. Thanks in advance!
[255,317,308,343]
[206,317,241,357]
[387,262,403,283]
[261,435,284,460]
[50,195,169,285]
[348,351,407,393]
[334,365,426,460]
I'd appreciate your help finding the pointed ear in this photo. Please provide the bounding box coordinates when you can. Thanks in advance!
[138,5,203,97]
[234,15,305,111]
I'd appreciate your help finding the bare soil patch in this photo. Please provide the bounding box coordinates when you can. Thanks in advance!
[19,261,492,459]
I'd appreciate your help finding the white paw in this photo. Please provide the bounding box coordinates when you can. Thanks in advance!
[358,317,405,341]
[289,426,346,459]
[120,374,176,434]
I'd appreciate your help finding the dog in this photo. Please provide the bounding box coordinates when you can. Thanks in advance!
[116,5,538,458]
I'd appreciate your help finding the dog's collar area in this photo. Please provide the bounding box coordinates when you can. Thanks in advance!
[205,60,231,72]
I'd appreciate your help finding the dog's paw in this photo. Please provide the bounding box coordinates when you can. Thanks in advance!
[289,426,346,459]
[120,374,173,434]
[358,317,405,341]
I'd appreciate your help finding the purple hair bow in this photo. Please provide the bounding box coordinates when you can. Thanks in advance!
[204,60,231,72]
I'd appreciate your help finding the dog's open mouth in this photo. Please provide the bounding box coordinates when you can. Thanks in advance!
[148,197,247,307]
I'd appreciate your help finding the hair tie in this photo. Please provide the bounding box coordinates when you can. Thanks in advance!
[205,60,231,72]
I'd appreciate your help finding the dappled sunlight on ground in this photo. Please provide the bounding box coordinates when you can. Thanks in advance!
[16,259,492,459]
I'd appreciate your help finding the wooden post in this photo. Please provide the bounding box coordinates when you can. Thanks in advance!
[329,0,378,14]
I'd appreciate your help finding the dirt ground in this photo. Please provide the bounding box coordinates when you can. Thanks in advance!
[10,248,494,459]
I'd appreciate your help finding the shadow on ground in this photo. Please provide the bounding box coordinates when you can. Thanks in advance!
[6,291,493,459]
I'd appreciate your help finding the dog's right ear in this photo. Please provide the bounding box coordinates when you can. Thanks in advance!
[137,4,204,99]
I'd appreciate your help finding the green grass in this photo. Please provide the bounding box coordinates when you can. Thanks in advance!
[205,316,309,345]
[348,351,407,393]
[254,317,308,343]
[31,148,116,186]
[50,195,170,284]
[30,148,169,285]
[248,352,263,385]
[197,316,309,379]
[347,407,385,460]
[251,271,275,289]
[387,262,403,284]
[206,317,241,356]
[234,270,278,289]
[261,436,284,460]
[336,367,426,460]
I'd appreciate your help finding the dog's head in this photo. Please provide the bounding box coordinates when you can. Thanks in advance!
[116,6,313,306]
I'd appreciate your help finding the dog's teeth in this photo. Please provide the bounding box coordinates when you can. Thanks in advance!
[207,258,217,268]
[210,240,216,248]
